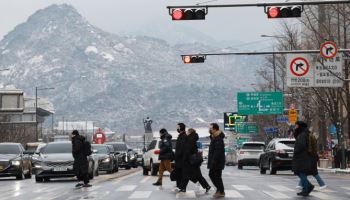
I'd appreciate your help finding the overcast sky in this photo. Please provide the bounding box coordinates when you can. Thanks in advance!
[0,0,299,46]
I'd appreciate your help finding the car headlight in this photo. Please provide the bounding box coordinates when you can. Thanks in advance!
[130,155,135,160]
[124,156,129,162]
[11,160,21,166]
[102,158,110,163]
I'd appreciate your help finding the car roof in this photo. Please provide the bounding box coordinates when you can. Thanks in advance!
[105,142,126,144]
[242,142,265,145]
[0,143,20,145]
[47,141,71,144]
[273,138,296,142]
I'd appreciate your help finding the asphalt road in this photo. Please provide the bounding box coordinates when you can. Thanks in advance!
[0,166,350,199]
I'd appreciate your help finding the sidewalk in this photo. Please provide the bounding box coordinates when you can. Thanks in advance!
[318,167,350,174]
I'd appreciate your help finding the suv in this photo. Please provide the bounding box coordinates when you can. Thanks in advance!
[259,138,296,175]
[105,142,135,170]
[142,138,176,176]
[237,142,265,169]
[0,143,32,180]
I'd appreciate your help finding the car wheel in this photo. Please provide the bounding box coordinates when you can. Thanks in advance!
[89,170,94,179]
[269,161,277,175]
[238,163,243,170]
[35,176,43,182]
[44,177,50,182]
[95,168,99,176]
[259,161,266,174]
[150,161,158,176]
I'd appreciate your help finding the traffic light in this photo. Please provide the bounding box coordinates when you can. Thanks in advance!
[171,8,207,20]
[266,6,302,18]
[182,55,206,64]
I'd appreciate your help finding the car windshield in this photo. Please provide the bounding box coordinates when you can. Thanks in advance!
[0,145,20,154]
[279,141,295,148]
[242,143,265,150]
[93,145,108,154]
[41,143,72,154]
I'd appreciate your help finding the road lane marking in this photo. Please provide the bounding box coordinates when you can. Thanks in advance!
[117,185,137,191]
[113,171,140,185]
[140,176,152,183]
[269,185,294,192]
[342,187,350,190]
[263,191,290,199]
[176,190,196,198]
[311,192,334,199]
[225,190,244,198]
[232,185,253,191]
[129,191,152,199]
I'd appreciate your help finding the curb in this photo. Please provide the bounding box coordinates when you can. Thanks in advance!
[318,168,350,174]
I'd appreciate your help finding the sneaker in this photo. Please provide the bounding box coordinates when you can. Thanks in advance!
[296,185,302,189]
[205,186,211,193]
[172,187,181,192]
[83,184,92,187]
[213,191,225,198]
[152,182,162,186]
[319,185,327,190]
[75,182,84,188]
[178,189,186,193]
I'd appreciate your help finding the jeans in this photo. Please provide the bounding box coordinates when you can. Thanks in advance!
[297,173,312,193]
[298,174,326,187]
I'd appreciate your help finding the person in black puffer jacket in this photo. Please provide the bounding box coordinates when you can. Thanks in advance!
[178,128,211,193]
[153,128,174,186]
[208,123,225,198]
[292,121,314,197]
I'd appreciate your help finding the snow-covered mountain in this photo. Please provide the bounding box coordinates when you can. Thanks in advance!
[0,4,262,133]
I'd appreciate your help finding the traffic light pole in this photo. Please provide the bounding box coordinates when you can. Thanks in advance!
[167,0,350,9]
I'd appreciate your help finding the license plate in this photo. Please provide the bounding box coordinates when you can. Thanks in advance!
[53,167,67,172]
[288,153,294,157]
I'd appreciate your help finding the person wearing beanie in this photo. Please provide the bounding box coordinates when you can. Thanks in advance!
[153,128,174,186]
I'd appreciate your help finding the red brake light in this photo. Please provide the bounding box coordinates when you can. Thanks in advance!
[172,9,183,20]
[268,7,280,18]
[154,150,160,155]
[239,151,244,154]
[276,149,286,154]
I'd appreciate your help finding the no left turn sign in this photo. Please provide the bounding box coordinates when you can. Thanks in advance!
[289,57,310,77]
[320,41,338,59]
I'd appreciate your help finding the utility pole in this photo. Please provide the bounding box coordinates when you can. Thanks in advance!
[35,87,38,141]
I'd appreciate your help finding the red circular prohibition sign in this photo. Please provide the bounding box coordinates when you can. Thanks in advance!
[320,41,338,59]
[290,57,310,77]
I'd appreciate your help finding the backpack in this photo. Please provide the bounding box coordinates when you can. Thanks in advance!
[84,140,92,156]
[307,134,318,155]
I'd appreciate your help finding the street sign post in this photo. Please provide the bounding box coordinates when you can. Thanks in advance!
[277,115,289,123]
[237,92,284,115]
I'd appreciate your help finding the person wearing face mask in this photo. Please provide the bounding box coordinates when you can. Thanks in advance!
[173,123,187,191]
[208,123,225,198]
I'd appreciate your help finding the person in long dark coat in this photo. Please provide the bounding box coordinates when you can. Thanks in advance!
[292,121,314,196]
[174,123,187,189]
[208,123,225,198]
[72,130,91,187]
[178,128,211,193]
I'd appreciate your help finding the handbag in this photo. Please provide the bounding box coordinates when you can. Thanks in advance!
[189,152,203,167]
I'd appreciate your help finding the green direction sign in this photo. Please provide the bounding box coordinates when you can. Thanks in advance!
[235,123,259,134]
[236,138,249,146]
[237,92,284,115]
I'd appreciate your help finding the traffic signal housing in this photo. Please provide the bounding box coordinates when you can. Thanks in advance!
[182,55,206,64]
[171,8,207,20]
[266,6,302,18]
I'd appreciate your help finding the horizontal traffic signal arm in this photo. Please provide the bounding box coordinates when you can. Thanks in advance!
[167,0,350,20]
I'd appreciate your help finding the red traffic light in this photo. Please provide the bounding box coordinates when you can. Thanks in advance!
[267,6,302,18]
[268,7,280,18]
[171,8,206,20]
[172,9,183,20]
[182,55,206,64]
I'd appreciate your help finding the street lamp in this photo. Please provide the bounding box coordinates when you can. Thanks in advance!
[35,87,55,141]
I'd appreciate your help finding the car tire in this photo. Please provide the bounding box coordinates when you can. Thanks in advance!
[259,161,266,174]
[44,177,50,182]
[269,161,277,175]
[150,161,158,176]
[95,169,99,176]
[125,165,131,170]
[25,168,32,179]
[238,163,243,170]
[143,166,149,176]
[35,176,43,182]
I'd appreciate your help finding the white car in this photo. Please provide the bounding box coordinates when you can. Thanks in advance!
[237,142,266,169]
[142,138,176,176]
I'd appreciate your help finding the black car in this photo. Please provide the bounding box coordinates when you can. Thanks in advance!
[105,142,137,169]
[92,144,118,174]
[106,145,119,172]
[0,143,32,180]
[32,141,96,182]
[259,138,296,175]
